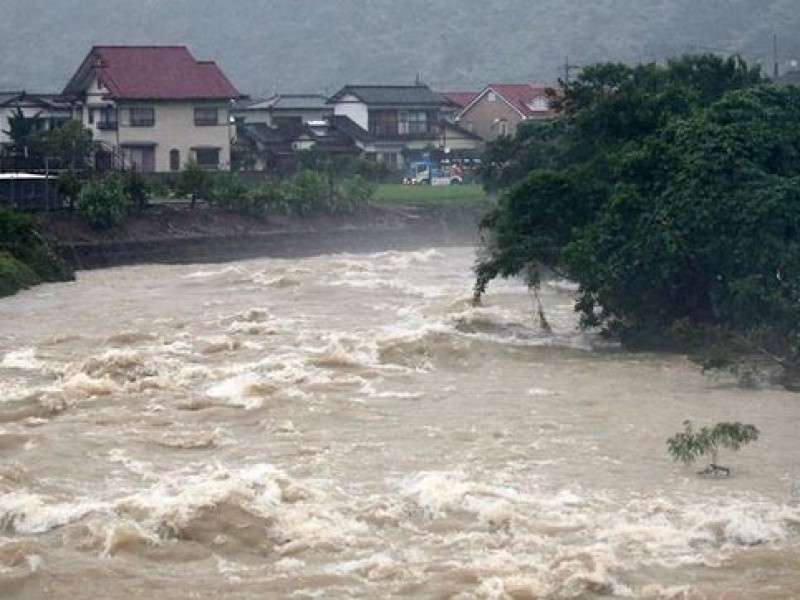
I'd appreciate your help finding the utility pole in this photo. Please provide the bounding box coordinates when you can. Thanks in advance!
[563,56,580,83]
[773,33,780,80]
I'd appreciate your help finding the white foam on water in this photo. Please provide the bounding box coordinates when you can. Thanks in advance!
[1,349,44,370]
[182,265,252,284]
[206,373,268,410]
[60,372,118,397]
[361,469,800,597]
[0,491,107,534]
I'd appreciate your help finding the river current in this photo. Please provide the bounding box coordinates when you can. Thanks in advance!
[0,245,798,599]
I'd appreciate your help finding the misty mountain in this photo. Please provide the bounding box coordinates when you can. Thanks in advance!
[1,0,798,96]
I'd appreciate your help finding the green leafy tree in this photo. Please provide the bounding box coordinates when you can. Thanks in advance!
[57,169,83,211]
[78,175,129,229]
[122,168,150,211]
[177,160,213,209]
[474,54,800,387]
[39,120,95,170]
[3,107,45,168]
[667,421,759,476]
[210,172,252,213]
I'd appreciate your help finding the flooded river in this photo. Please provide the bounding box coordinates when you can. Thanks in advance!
[0,245,798,599]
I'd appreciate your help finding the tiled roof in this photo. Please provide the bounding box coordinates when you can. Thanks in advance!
[0,91,72,108]
[64,46,239,100]
[328,115,373,142]
[235,94,331,112]
[238,119,357,152]
[439,91,479,108]
[328,85,445,107]
[270,94,330,110]
[0,91,24,106]
[463,84,556,118]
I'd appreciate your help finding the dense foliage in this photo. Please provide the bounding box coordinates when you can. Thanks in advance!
[78,176,130,229]
[1,113,95,172]
[0,208,74,296]
[476,54,800,386]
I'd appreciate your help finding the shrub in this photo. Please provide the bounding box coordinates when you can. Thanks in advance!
[78,176,129,229]
[338,175,376,213]
[251,180,291,215]
[177,160,213,208]
[211,173,252,213]
[290,169,330,215]
[122,168,150,211]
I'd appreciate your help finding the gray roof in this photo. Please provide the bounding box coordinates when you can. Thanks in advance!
[329,115,373,142]
[327,85,446,107]
[0,91,72,109]
[271,94,330,110]
[238,93,330,111]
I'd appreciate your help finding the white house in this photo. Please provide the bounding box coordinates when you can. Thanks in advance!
[62,46,240,172]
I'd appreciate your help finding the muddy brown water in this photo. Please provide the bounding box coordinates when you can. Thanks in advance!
[0,246,798,599]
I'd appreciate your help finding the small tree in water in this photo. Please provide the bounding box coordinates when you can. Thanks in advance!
[667,421,759,476]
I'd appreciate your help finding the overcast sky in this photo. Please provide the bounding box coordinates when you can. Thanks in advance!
[1,0,797,95]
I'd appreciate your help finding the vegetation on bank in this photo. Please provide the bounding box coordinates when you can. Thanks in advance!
[372,183,489,205]
[0,208,74,297]
[475,54,800,388]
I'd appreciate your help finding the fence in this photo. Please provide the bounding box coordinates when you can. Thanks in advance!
[0,173,67,211]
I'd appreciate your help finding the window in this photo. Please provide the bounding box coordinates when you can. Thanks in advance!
[368,110,397,137]
[529,97,549,112]
[488,92,497,102]
[398,111,428,135]
[130,107,155,127]
[169,149,180,172]
[194,106,219,126]
[97,107,117,130]
[121,145,156,172]
[194,147,220,168]
[498,119,508,135]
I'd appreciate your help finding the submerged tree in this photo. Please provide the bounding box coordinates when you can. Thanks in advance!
[475,54,800,387]
[667,420,760,476]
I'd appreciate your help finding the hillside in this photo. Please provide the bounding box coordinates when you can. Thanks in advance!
[1,0,799,96]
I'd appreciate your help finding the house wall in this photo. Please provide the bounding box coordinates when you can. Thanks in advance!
[457,93,525,142]
[88,100,232,172]
[440,125,484,152]
[333,95,368,130]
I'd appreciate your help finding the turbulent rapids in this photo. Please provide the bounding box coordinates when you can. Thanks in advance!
[0,246,799,599]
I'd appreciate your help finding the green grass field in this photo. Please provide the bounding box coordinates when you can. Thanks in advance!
[372,183,491,205]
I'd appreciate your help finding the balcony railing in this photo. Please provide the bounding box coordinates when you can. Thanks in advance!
[97,121,118,131]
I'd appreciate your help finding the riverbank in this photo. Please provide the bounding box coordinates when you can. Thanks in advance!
[35,199,492,270]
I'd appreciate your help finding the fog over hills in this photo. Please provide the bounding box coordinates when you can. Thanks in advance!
[1,0,799,96]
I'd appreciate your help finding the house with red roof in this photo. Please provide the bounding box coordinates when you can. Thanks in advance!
[63,46,240,172]
[455,84,556,142]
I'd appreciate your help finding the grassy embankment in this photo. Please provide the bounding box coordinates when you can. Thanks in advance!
[372,183,490,206]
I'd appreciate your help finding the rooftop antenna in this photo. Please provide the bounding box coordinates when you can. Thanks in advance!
[414,72,421,85]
